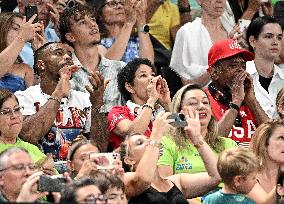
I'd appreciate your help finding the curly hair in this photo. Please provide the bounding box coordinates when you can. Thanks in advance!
[117,58,156,101]
[59,4,97,47]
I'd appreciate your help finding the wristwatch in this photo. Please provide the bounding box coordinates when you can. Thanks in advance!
[138,24,150,33]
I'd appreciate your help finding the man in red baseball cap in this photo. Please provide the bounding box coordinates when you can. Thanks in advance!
[204,39,269,148]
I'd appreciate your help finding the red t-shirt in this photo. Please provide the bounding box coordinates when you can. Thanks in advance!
[108,106,152,149]
[205,88,257,148]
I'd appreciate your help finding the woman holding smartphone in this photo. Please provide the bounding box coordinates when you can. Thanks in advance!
[0,12,40,92]
[120,108,221,203]
[107,58,170,150]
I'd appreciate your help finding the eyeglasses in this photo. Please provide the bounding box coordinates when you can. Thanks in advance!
[0,163,36,172]
[0,107,23,116]
[103,0,125,8]
[77,194,108,204]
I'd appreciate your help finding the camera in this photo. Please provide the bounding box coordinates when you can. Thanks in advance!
[167,113,188,128]
[66,0,77,8]
[38,175,67,192]
[89,152,120,170]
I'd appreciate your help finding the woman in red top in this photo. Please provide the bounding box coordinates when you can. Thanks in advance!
[107,58,170,150]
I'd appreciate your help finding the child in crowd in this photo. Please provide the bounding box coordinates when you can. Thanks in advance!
[204,147,259,204]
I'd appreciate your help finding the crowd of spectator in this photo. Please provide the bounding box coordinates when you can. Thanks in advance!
[0,0,284,203]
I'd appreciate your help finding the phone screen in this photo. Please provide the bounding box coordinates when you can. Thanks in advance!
[89,152,120,169]
[25,5,38,23]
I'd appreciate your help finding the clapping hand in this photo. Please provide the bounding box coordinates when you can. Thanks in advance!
[86,71,110,109]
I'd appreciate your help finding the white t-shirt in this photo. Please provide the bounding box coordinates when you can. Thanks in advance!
[15,85,92,160]
[246,61,284,119]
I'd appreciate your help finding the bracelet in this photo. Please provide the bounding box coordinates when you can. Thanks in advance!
[48,96,61,104]
[142,103,155,112]
[179,6,191,13]
[229,102,240,112]
[148,139,161,148]
[193,140,204,149]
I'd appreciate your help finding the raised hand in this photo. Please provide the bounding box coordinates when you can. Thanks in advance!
[231,71,246,107]
[86,71,110,109]
[111,160,125,181]
[47,2,60,30]
[76,155,99,179]
[247,0,261,13]
[54,65,79,98]
[31,21,47,51]
[183,107,202,144]
[244,73,256,103]
[16,171,48,203]
[124,0,137,26]
[18,15,41,42]
[135,0,147,26]
[151,111,173,141]
[147,76,161,103]
[157,77,171,109]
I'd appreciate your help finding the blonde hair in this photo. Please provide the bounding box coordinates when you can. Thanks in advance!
[276,88,284,119]
[249,119,284,170]
[218,147,259,185]
[170,84,223,152]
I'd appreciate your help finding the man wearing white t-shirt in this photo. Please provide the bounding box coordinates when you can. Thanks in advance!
[15,42,105,162]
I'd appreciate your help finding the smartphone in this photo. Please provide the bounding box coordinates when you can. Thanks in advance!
[89,152,120,170]
[167,113,188,128]
[239,19,250,32]
[25,5,38,23]
[38,175,67,192]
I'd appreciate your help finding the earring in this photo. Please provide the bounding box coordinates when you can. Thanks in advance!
[130,164,134,172]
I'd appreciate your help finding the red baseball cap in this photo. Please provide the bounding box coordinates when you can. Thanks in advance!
[207,39,254,71]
